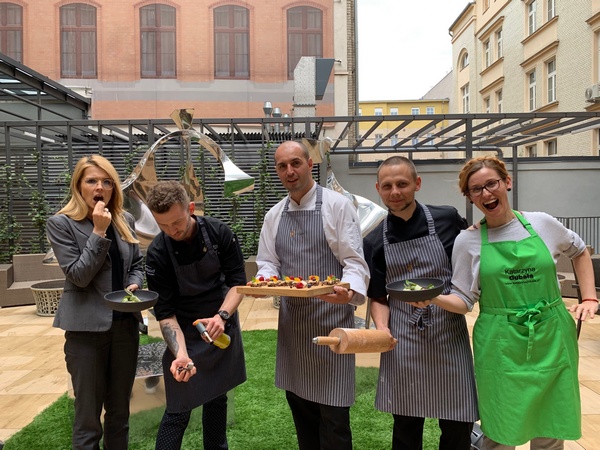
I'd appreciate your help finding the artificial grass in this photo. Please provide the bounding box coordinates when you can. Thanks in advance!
[4,329,441,449]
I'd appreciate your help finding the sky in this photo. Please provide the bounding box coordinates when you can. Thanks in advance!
[356,0,470,101]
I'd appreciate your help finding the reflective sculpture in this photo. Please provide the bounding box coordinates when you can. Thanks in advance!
[121,109,254,249]
[43,109,254,263]
[321,138,387,237]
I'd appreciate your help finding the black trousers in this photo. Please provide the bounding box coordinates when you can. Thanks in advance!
[154,394,228,450]
[65,316,139,450]
[392,414,474,450]
[285,390,352,450]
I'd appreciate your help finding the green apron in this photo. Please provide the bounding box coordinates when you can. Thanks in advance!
[475,211,581,445]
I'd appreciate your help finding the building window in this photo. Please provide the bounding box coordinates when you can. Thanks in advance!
[140,4,176,78]
[0,2,22,61]
[411,137,419,146]
[426,107,435,114]
[60,3,97,78]
[496,28,503,59]
[528,1,537,36]
[460,51,469,70]
[497,89,503,113]
[425,133,434,146]
[547,0,555,21]
[525,144,537,157]
[390,107,398,115]
[374,107,383,116]
[214,5,249,79]
[358,108,362,116]
[484,40,491,68]
[391,134,398,145]
[375,133,383,144]
[546,139,557,156]
[547,59,556,103]
[462,84,470,113]
[287,6,322,79]
[411,107,420,115]
[484,97,491,113]
[528,70,537,111]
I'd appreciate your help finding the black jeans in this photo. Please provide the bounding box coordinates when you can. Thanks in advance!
[286,390,352,450]
[155,394,228,450]
[392,414,473,450]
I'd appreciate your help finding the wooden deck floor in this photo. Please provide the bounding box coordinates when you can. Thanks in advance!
[0,297,598,449]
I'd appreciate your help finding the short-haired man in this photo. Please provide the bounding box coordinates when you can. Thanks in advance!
[255,140,370,450]
[363,156,478,450]
[145,180,247,450]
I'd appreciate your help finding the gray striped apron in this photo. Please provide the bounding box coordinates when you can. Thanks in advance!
[274,185,355,407]
[377,204,478,421]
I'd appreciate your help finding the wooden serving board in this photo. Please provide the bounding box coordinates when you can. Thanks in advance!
[237,282,350,297]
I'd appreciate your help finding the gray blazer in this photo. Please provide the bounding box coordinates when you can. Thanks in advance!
[46,212,144,332]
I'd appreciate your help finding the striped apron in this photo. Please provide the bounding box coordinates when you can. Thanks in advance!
[377,204,478,421]
[275,185,355,407]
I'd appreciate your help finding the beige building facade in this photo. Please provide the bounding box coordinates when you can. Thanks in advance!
[450,0,600,156]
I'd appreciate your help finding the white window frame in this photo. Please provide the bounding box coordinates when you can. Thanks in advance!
[546,139,557,156]
[547,59,556,103]
[497,89,503,113]
[496,28,503,59]
[391,134,398,146]
[461,52,469,70]
[529,70,537,111]
[547,0,555,21]
[525,144,537,157]
[390,107,398,115]
[484,40,491,68]
[462,84,470,113]
[411,107,420,115]
[528,1,537,36]
[374,107,383,116]
[484,96,491,113]
[426,107,435,114]
[358,108,362,116]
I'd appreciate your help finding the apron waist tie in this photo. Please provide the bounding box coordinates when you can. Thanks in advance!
[408,305,433,331]
[481,298,561,361]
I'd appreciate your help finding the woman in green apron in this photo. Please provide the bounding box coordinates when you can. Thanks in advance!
[411,156,597,449]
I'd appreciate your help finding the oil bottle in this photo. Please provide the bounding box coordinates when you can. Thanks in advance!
[193,319,231,349]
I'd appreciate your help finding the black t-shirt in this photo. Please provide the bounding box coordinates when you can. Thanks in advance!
[363,202,467,299]
[145,216,246,321]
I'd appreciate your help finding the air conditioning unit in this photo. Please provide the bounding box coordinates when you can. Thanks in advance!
[585,84,600,102]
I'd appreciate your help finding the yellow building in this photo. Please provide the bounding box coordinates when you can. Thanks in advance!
[358,99,450,162]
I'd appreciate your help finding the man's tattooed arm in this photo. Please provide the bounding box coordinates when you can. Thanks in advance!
[160,319,182,356]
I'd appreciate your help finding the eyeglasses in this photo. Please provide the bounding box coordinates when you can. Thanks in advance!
[467,178,503,197]
[83,177,115,190]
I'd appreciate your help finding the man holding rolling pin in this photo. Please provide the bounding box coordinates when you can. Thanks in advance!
[363,156,478,450]
[255,140,369,450]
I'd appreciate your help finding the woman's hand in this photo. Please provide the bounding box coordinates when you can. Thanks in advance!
[568,301,598,321]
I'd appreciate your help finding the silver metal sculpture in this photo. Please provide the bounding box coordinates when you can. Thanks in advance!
[44,109,254,263]
[121,109,254,249]
[320,138,387,238]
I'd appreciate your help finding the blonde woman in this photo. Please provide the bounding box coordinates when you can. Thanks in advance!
[46,154,144,450]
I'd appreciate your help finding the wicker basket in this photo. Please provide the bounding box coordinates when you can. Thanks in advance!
[30,280,64,316]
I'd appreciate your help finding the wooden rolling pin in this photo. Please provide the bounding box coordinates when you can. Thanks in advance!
[312,328,397,354]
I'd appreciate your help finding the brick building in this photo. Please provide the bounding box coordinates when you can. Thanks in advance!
[0,0,357,120]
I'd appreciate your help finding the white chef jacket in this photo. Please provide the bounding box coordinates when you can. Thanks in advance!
[256,183,369,306]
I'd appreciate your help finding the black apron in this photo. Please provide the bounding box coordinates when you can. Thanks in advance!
[162,218,246,413]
